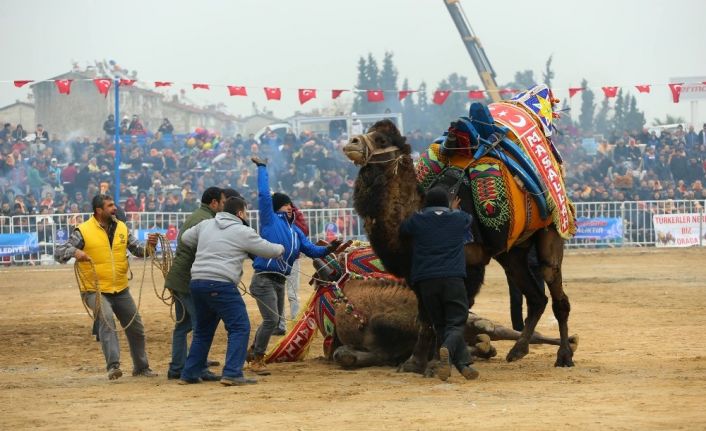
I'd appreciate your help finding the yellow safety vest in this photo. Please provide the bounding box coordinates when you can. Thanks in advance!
[76,216,130,293]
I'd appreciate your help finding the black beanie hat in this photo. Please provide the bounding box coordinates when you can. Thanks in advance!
[424,187,450,208]
[272,192,292,211]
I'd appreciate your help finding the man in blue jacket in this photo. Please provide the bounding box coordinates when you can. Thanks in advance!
[400,187,479,382]
[248,156,341,375]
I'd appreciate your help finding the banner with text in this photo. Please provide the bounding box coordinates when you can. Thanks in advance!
[574,217,623,240]
[136,227,178,252]
[653,213,706,247]
[0,233,39,257]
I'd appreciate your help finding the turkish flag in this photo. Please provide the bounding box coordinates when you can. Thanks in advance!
[298,89,317,105]
[119,79,136,86]
[192,83,210,90]
[499,88,516,97]
[602,86,619,98]
[332,89,347,99]
[398,90,415,101]
[93,79,112,97]
[54,79,73,95]
[432,90,451,105]
[635,85,651,94]
[468,90,485,99]
[13,80,33,88]
[154,81,172,87]
[668,83,683,103]
[367,90,384,102]
[227,86,247,96]
[264,87,282,100]
[568,87,583,98]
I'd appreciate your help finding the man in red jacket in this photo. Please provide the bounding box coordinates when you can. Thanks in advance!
[276,203,309,335]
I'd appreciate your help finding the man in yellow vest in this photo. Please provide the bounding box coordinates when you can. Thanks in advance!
[55,194,159,380]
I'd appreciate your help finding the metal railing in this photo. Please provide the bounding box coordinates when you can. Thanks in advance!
[1,200,704,265]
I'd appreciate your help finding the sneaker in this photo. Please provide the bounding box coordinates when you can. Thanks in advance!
[200,371,221,382]
[438,347,451,382]
[220,376,258,386]
[132,368,159,377]
[273,328,286,336]
[178,377,202,385]
[108,366,123,381]
[167,371,181,380]
[249,355,272,376]
[460,365,480,380]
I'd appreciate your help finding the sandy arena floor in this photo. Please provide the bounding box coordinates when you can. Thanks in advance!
[1,248,705,430]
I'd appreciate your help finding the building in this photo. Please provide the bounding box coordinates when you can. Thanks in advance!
[30,67,241,138]
[0,101,35,128]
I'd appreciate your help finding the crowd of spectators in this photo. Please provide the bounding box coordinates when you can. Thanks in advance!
[2,115,706,228]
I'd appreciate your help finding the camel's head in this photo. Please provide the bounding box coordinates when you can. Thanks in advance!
[343,119,411,166]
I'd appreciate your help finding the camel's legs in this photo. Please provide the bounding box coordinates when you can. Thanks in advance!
[536,227,574,367]
[465,314,578,349]
[333,345,397,369]
[397,323,435,374]
[495,245,548,362]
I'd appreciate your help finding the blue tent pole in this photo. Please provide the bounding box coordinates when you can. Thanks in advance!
[113,79,121,205]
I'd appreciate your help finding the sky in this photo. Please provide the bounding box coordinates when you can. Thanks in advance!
[1,0,705,128]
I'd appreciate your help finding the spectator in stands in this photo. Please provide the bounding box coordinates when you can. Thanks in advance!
[158,118,174,135]
[128,115,146,135]
[103,114,116,136]
[35,124,49,143]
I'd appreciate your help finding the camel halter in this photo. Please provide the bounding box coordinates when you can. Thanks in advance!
[356,132,402,166]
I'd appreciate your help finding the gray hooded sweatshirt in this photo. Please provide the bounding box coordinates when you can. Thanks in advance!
[181,212,284,285]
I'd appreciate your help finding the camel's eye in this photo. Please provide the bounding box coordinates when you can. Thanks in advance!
[375,136,386,145]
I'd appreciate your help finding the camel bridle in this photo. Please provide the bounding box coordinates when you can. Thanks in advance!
[354,131,403,166]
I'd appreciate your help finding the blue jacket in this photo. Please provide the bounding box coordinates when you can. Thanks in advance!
[252,165,328,275]
[400,207,471,284]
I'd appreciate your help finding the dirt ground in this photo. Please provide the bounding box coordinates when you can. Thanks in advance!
[1,248,705,430]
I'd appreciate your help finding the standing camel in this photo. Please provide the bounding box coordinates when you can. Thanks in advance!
[342,119,574,370]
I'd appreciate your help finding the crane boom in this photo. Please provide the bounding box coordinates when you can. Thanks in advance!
[443,0,502,102]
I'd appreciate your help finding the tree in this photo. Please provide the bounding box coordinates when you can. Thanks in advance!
[613,90,626,133]
[578,79,595,133]
[352,56,370,114]
[624,95,646,133]
[428,73,470,132]
[594,96,611,136]
[652,115,684,126]
[543,55,555,89]
[416,81,430,132]
[503,70,537,92]
[379,51,401,114]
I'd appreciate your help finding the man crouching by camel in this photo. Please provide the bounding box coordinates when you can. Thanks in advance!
[55,193,159,381]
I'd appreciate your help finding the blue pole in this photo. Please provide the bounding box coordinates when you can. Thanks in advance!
[113,79,121,205]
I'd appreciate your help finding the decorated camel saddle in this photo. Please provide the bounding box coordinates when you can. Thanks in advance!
[416,85,576,253]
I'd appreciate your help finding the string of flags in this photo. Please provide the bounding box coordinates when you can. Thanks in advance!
[4,78,705,104]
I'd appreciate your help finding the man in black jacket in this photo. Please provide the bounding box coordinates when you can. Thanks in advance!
[400,187,479,381]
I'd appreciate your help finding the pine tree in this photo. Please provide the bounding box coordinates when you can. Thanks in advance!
[594,96,611,136]
[578,79,595,133]
[416,81,430,131]
[379,51,401,114]
[624,95,646,133]
[352,56,369,114]
[503,70,537,92]
[613,90,626,134]
[543,55,555,89]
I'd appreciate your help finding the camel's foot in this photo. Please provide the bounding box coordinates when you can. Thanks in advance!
[470,334,497,360]
[569,334,579,353]
[506,341,529,362]
[332,346,358,368]
[555,346,575,367]
[423,359,440,378]
[397,355,426,374]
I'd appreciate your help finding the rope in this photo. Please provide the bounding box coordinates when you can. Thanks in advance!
[147,234,185,323]
[74,250,149,333]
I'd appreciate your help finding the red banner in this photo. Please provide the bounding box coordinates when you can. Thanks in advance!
[298,88,316,105]
[227,86,247,96]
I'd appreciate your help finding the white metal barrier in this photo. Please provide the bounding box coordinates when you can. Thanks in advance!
[1,200,704,265]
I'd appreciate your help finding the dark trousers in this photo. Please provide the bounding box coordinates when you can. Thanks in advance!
[182,280,250,380]
[415,277,470,371]
[508,246,545,331]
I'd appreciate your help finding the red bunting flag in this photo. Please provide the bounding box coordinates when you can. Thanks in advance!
[54,79,73,95]
[468,90,485,99]
[499,88,516,96]
[227,86,247,96]
[13,80,33,88]
[192,83,210,90]
[154,81,172,87]
[298,89,317,105]
[367,90,384,102]
[668,83,683,103]
[119,79,136,86]
[93,79,112,97]
[635,84,651,94]
[398,90,415,101]
[602,86,619,98]
[568,87,583,98]
[331,89,347,99]
[432,90,451,105]
[264,87,282,100]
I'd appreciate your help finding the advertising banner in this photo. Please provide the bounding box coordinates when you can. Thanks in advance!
[653,213,706,247]
[574,217,623,240]
[0,233,39,257]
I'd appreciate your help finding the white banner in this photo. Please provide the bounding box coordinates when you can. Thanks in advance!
[653,213,706,247]
[670,76,706,101]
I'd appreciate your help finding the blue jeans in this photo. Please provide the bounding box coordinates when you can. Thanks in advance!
[168,291,200,376]
[182,280,250,380]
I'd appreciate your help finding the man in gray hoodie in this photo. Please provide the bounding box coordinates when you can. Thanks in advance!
[178,196,284,386]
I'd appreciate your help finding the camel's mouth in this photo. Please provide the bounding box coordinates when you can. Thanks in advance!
[342,142,366,164]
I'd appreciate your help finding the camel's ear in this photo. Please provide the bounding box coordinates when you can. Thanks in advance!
[395,135,412,155]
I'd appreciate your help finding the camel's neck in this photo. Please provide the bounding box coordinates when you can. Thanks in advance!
[353,156,421,278]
